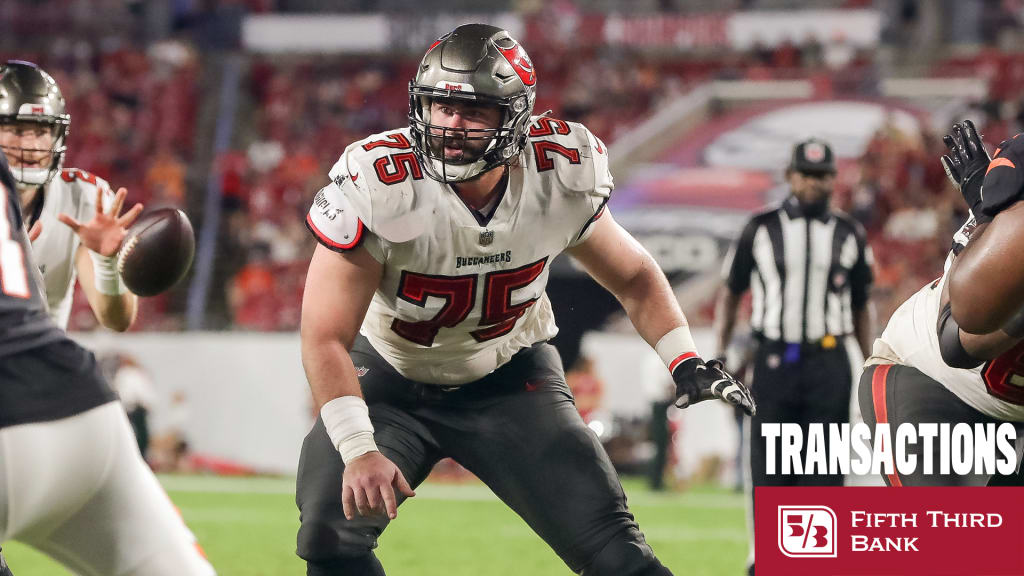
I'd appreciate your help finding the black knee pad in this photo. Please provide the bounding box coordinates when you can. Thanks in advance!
[581,529,673,576]
[306,554,385,576]
[298,517,384,576]
[296,515,384,565]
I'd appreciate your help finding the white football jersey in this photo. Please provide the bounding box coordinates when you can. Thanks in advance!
[306,118,611,385]
[876,216,1024,421]
[29,168,115,329]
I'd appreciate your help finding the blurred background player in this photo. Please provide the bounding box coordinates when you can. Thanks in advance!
[109,352,159,459]
[0,60,143,332]
[297,24,753,576]
[715,138,875,574]
[0,150,214,575]
[859,120,1024,486]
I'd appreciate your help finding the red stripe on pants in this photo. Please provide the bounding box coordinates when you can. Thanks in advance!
[871,364,902,487]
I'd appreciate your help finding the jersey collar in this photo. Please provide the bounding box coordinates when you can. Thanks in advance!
[782,195,832,223]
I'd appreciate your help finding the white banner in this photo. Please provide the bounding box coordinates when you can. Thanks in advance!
[727,10,883,50]
[242,14,389,53]
[241,11,880,54]
[74,332,311,475]
[242,13,524,54]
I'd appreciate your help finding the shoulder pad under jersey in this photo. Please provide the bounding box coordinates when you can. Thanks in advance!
[58,168,115,214]
[323,128,434,244]
[524,117,613,201]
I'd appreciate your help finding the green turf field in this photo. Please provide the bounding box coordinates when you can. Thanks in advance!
[3,475,748,575]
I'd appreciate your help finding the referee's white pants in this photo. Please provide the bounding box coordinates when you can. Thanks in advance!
[0,401,215,576]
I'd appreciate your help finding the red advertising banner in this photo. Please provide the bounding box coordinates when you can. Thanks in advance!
[755,487,1024,575]
[603,14,729,49]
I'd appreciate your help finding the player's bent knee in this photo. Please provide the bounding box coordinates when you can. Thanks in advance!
[296,514,384,564]
[581,529,673,576]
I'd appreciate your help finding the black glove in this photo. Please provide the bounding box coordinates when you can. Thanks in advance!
[672,357,756,416]
[941,120,991,217]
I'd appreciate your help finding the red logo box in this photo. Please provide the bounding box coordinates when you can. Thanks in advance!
[778,505,837,558]
[755,487,1024,576]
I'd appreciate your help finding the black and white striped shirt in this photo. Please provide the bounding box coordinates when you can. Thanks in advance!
[723,196,873,343]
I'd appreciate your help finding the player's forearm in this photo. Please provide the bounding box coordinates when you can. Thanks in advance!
[616,260,688,348]
[94,293,137,332]
[301,337,365,410]
[301,336,379,463]
[948,223,1000,332]
[949,207,1024,332]
[853,303,875,358]
[75,245,136,331]
[714,289,741,357]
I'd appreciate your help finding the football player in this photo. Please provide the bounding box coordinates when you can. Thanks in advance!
[297,24,755,575]
[859,120,1024,486]
[0,150,214,574]
[944,123,1024,334]
[0,60,142,332]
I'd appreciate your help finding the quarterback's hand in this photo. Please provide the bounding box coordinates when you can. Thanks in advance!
[941,120,990,216]
[672,358,756,416]
[342,451,415,520]
[57,186,143,257]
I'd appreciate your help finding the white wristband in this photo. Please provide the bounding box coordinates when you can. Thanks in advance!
[320,396,378,464]
[89,250,126,295]
[655,326,700,373]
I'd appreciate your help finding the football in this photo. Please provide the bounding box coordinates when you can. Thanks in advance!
[118,208,196,297]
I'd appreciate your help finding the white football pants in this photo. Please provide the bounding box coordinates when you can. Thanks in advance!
[0,401,215,576]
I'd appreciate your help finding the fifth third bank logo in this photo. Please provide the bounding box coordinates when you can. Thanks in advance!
[778,506,837,558]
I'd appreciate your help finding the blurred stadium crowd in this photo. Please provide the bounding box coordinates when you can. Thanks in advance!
[3,0,1024,332]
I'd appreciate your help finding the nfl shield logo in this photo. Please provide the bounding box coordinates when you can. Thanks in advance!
[479,230,494,246]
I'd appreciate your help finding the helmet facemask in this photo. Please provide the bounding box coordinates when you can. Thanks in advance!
[409,87,532,183]
[0,117,69,189]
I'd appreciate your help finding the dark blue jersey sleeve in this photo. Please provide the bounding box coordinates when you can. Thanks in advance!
[980,134,1024,220]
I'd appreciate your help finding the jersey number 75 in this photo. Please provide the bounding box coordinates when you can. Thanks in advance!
[391,258,547,346]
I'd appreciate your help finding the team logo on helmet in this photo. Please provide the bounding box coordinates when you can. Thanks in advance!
[426,33,451,54]
[496,42,536,87]
[804,142,826,163]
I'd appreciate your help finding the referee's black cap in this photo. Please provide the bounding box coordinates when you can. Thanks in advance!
[788,138,836,175]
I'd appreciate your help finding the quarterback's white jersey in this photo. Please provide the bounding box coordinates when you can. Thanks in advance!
[306,118,610,385]
[875,217,1024,421]
[29,168,115,329]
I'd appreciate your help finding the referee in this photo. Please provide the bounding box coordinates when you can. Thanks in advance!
[715,138,875,576]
